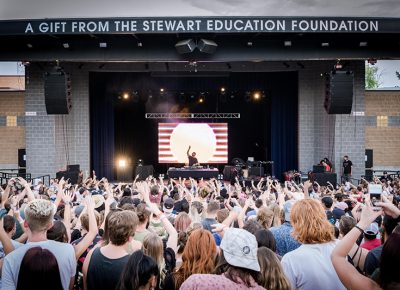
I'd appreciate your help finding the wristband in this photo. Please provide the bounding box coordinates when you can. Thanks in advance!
[354,225,364,233]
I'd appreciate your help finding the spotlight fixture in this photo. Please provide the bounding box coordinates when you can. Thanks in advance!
[118,159,127,168]
[253,92,261,100]
[137,42,143,47]
[62,43,70,49]
[175,39,196,54]
[160,88,165,93]
[198,93,205,104]
[220,87,226,93]
[359,42,368,47]
[198,39,218,54]
[321,42,329,47]
[122,92,130,100]
[26,43,33,48]
[284,40,292,47]
[247,41,253,47]
[137,159,144,166]
[99,42,107,48]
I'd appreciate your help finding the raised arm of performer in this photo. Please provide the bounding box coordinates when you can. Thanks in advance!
[187,145,191,157]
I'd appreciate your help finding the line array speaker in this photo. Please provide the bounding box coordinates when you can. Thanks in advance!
[324,71,353,114]
[44,70,72,114]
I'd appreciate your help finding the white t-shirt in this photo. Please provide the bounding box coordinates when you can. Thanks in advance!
[2,240,76,290]
[281,241,346,290]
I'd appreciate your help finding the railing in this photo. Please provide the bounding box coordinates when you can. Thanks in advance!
[0,170,51,186]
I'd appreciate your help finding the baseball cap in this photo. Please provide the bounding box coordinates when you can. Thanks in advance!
[220,228,260,272]
[364,222,379,236]
[92,195,105,209]
[284,200,296,222]
[132,198,141,207]
[163,198,174,213]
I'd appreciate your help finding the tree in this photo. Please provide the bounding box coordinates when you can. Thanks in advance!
[396,71,400,81]
[365,64,382,89]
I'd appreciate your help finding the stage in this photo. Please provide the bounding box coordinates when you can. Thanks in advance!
[167,167,219,179]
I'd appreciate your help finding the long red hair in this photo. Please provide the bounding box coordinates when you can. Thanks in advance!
[173,229,217,289]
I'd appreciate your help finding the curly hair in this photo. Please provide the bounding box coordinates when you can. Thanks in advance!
[173,229,216,289]
[290,199,334,244]
[257,247,291,290]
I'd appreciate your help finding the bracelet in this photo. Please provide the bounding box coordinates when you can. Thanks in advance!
[354,225,364,233]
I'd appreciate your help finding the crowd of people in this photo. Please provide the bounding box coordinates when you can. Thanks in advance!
[0,171,399,290]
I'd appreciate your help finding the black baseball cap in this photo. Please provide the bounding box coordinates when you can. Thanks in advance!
[321,196,333,208]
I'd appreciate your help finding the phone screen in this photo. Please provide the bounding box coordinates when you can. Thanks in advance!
[368,184,382,206]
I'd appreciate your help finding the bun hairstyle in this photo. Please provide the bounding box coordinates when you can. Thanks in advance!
[177,231,189,254]
[136,203,151,224]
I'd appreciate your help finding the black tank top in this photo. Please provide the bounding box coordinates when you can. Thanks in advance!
[87,247,129,290]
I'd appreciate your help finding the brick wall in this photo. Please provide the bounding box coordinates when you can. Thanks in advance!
[365,90,400,169]
[0,91,25,168]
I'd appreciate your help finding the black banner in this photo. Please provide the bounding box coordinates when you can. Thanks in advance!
[0,17,399,35]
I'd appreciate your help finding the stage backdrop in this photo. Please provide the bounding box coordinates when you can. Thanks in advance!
[90,71,298,179]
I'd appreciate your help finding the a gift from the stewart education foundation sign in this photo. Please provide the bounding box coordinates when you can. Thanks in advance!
[0,17,400,35]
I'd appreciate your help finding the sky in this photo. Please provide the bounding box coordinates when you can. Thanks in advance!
[1,0,400,18]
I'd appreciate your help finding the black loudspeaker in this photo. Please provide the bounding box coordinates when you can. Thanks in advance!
[365,169,374,182]
[67,164,80,172]
[249,167,264,177]
[324,71,353,114]
[313,165,325,173]
[44,70,71,114]
[310,172,337,187]
[198,39,218,54]
[223,166,235,181]
[135,165,154,181]
[56,170,79,184]
[18,148,26,168]
[175,39,196,54]
[365,149,373,169]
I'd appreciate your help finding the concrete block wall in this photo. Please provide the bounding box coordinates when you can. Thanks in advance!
[25,64,90,178]
[298,60,366,181]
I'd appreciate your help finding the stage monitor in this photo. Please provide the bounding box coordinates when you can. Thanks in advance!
[158,123,228,164]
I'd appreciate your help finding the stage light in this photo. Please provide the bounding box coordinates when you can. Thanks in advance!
[247,41,253,47]
[26,43,33,48]
[253,92,261,100]
[137,42,143,47]
[63,43,70,49]
[220,87,226,93]
[175,39,196,54]
[160,88,165,93]
[359,42,368,47]
[122,92,130,100]
[198,95,205,103]
[284,40,292,47]
[198,39,218,54]
[99,42,107,48]
[137,159,144,166]
[118,159,127,168]
[321,42,329,47]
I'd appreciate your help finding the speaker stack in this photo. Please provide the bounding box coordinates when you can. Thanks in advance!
[324,71,353,114]
[44,69,72,114]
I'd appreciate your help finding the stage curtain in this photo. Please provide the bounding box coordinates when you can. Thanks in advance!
[270,75,298,179]
[90,74,115,179]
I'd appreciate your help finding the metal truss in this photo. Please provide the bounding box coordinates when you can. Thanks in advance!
[145,113,240,119]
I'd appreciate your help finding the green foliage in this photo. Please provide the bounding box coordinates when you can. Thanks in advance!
[365,64,382,89]
[396,71,400,80]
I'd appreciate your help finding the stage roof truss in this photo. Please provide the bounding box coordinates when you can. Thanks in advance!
[145,113,240,119]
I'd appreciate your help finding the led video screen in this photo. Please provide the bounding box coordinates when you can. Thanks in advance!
[158,123,228,164]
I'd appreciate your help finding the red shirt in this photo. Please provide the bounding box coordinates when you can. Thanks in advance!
[361,238,381,251]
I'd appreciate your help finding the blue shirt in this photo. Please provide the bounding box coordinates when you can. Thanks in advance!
[270,222,301,256]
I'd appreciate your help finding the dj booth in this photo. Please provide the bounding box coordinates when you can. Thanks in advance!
[167,168,219,179]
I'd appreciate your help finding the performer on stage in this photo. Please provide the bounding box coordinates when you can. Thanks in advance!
[187,145,199,166]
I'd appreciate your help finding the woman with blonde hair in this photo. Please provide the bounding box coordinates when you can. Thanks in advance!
[256,206,274,229]
[257,247,291,290]
[169,229,217,289]
[281,199,346,290]
[269,203,282,227]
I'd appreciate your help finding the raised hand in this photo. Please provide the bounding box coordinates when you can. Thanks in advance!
[62,190,74,204]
